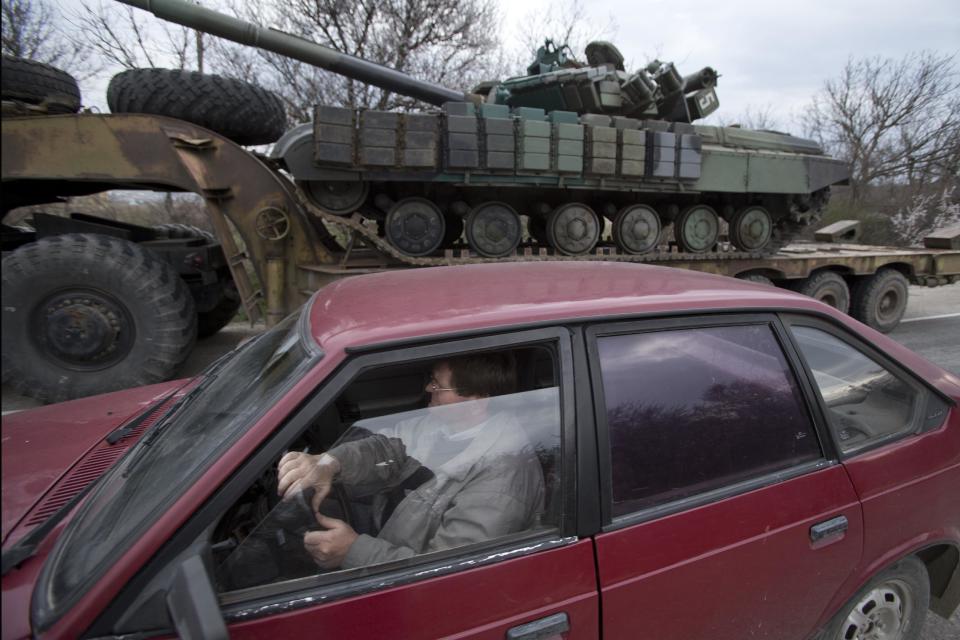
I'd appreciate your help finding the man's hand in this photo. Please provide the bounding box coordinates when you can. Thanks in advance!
[277,451,341,513]
[304,514,358,569]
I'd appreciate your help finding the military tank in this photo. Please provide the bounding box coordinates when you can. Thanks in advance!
[117,0,849,259]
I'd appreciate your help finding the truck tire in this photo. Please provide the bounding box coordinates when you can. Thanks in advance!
[197,291,241,338]
[154,223,216,243]
[793,271,850,314]
[1,55,81,113]
[151,224,240,337]
[850,268,910,333]
[1,234,197,403]
[107,68,286,146]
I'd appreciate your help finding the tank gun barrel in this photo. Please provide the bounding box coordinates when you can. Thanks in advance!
[115,0,471,106]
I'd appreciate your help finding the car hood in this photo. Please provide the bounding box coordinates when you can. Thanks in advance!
[1,380,187,547]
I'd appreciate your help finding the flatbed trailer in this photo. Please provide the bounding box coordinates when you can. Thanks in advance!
[3,111,958,402]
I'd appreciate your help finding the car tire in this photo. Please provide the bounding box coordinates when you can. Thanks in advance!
[793,271,850,314]
[1,234,197,403]
[153,223,216,244]
[107,68,287,146]
[819,556,929,640]
[197,285,242,338]
[0,55,81,113]
[850,268,910,334]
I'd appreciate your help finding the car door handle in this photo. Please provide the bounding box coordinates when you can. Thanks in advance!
[810,515,848,544]
[506,612,570,640]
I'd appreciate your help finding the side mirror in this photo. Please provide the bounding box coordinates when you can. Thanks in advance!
[166,554,229,640]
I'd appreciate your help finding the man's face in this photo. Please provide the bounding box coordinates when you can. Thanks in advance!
[426,362,471,407]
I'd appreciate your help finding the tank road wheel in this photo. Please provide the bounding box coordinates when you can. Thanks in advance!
[612,204,661,255]
[850,268,910,333]
[1,235,197,403]
[384,197,446,257]
[465,202,522,258]
[301,180,369,215]
[729,206,773,252]
[793,271,850,313]
[674,204,719,253]
[546,203,601,256]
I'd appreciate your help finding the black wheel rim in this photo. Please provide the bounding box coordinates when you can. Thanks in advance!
[547,203,600,255]
[614,205,661,254]
[302,180,369,215]
[466,202,522,257]
[675,205,719,253]
[31,288,136,371]
[385,197,446,256]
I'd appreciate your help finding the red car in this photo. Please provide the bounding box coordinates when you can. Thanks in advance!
[2,262,958,640]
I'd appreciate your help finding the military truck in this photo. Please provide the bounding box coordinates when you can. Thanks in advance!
[2,3,958,403]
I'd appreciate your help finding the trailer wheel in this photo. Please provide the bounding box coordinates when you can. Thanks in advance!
[1,55,81,113]
[793,271,850,314]
[197,285,242,338]
[850,268,909,333]
[736,273,774,286]
[1,234,197,403]
[153,223,216,243]
[107,68,286,146]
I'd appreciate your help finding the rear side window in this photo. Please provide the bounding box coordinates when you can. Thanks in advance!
[596,324,820,517]
[790,326,923,454]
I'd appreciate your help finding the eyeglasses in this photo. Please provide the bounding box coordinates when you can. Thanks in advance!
[427,376,457,393]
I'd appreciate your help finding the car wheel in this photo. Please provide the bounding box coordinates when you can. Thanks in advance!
[820,556,929,640]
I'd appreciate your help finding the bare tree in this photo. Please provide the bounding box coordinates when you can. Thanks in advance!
[66,1,204,72]
[511,0,618,75]
[204,0,504,123]
[2,0,97,78]
[803,52,960,206]
[716,104,781,131]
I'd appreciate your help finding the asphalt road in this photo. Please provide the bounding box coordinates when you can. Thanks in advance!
[2,285,958,636]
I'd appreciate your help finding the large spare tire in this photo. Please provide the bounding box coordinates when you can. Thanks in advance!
[0,55,81,113]
[107,68,287,145]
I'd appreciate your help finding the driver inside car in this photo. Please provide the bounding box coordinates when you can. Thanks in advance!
[277,352,546,570]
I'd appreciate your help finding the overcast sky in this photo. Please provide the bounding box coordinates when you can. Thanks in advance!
[54,0,959,133]
[499,0,960,131]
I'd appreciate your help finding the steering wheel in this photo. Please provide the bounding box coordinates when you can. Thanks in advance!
[216,474,354,590]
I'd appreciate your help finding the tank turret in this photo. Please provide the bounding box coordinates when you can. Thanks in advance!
[490,40,719,124]
[115,0,849,261]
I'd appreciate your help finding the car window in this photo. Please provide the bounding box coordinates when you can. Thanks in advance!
[595,323,821,517]
[212,346,562,593]
[790,326,923,454]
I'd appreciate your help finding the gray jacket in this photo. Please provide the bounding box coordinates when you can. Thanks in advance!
[330,409,545,569]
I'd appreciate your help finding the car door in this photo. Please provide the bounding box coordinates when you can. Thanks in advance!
[585,315,864,640]
[784,317,960,607]
[88,328,601,640]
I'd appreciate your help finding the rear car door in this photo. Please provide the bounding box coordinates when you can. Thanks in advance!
[586,315,864,639]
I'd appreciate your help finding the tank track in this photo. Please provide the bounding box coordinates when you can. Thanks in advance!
[295,188,826,268]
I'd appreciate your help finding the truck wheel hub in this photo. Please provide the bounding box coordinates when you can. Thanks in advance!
[37,293,133,367]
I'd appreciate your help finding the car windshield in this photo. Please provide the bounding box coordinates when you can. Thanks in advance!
[33,306,322,628]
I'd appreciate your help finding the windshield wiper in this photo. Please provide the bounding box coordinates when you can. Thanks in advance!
[120,351,234,477]
[106,388,180,445]
[1,480,99,576]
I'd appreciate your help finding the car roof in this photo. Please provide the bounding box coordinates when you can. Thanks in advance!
[307,261,823,351]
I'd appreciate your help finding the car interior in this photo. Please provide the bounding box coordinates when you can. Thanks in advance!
[209,345,562,592]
